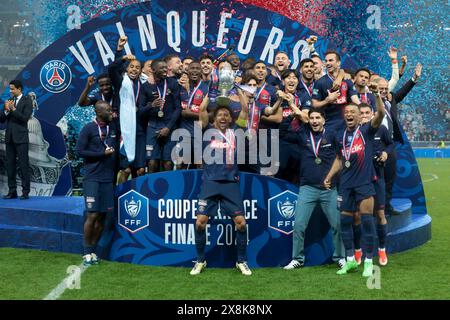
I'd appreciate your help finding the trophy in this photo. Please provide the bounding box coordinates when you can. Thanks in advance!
[216,64,235,107]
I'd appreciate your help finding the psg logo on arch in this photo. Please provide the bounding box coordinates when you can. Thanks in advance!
[39,60,72,93]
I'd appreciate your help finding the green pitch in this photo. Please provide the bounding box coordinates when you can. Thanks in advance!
[0,159,449,300]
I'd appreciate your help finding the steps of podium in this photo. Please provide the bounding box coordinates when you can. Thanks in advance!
[0,196,431,265]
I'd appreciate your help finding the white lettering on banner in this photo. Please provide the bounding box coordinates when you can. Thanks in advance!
[217,12,232,49]
[217,224,250,246]
[157,199,258,220]
[68,10,312,75]
[158,199,199,219]
[164,223,210,245]
[116,22,132,55]
[167,11,181,52]
[237,18,259,55]
[137,15,157,51]
[192,11,206,47]
[260,27,284,63]
[124,219,142,226]
[94,31,115,66]
[291,39,309,69]
[68,41,95,75]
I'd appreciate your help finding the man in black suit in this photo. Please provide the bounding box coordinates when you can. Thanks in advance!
[375,63,422,214]
[0,80,33,200]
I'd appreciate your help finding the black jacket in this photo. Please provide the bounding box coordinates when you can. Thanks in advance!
[387,78,417,145]
[0,95,33,144]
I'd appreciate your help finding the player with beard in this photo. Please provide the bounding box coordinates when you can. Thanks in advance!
[199,54,219,104]
[297,58,316,111]
[139,59,181,174]
[226,53,242,77]
[312,51,360,131]
[253,61,283,175]
[352,103,394,266]
[164,54,183,79]
[324,83,385,277]
[266,51,290,88]
[177,61,210,169]
[182,56,194,72]
[354,68,377,110]
[78,74,119,116]
[190,98,252,276]
[281,108,345,269]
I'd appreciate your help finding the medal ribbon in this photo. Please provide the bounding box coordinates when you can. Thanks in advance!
[310,129,325,159]
[156,79,168,112]
[342,126,361,163]
[94,118,110,148]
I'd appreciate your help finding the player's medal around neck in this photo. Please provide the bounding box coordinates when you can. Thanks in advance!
[310,129,324,165]
[343,126,360,168]
[157,79,167,117]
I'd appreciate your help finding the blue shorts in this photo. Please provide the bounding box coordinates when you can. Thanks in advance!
[337,183,375,213]
[197,180,245,217]
[118,134,147,170]
[83,180,114,213]
[373,165,385,211]
[146,127,176,161]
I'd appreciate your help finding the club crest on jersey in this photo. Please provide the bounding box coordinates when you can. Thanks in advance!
[40,60,72,93]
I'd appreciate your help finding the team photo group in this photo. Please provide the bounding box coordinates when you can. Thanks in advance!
[2,31,422,277]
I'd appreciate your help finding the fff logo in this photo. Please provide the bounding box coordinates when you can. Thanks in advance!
[268,190,297,235]
[118,190,149,233]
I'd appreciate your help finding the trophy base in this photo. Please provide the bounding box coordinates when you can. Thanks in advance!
[216,96,231,107]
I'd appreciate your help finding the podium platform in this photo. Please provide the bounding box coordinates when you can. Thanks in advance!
[0,193,431,267]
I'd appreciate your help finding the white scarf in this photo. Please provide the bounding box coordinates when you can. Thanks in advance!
[119,74,137,162]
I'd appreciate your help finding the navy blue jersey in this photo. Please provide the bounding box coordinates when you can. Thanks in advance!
[76,121,118,183]
[312,75,358,128]
[140,78,181,130]
[359,92,377,111]
[246,100,267,131]
[337,122,377,188]
[266,73,282,88]
[202,124,239,182]
[296,80,314,110]
[297,126,339,187]
[278,92,302,137]
[255,83,277,108]
[179,81,210,135]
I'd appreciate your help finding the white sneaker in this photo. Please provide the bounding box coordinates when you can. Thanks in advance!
[190,261,207,275]
[283,260,304,270]
[82,254,92,266]
[338,258,346,269]
[90,253,99,265]
[236,262,252,276]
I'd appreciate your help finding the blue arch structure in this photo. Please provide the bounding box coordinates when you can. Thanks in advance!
[0,0,430,267]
